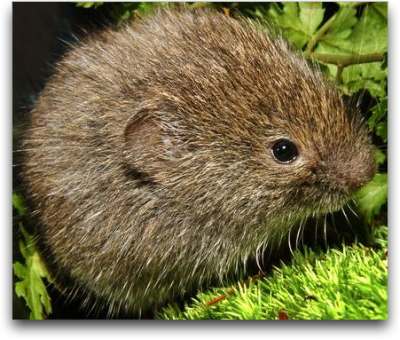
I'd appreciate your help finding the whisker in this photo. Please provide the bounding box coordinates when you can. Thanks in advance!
[356,89,367,110]
[277,227,285,251]
[288,225,294,256]
[347,201,360,218]
[259,237,269,268]
[295,218,305,250]
[330,212,338,234]
[323,214,328,249]
[300,218,306,248]
[314,217,319,245]
[255,243,264,274]
[341,207,351,226]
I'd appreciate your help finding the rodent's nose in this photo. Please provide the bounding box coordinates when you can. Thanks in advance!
[330,153,377,193]
[345,167,375,191]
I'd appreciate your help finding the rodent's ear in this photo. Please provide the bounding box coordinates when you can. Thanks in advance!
[123,112,176,183]
[124,113,161,156]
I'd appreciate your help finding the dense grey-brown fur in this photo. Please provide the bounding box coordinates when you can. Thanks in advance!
[20,9,375,316]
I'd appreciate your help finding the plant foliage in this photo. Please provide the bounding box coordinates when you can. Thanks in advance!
[13,194,53,320]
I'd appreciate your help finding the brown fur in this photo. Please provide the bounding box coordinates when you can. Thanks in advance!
[20,9,375,316]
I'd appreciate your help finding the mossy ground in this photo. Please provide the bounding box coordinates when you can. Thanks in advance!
[159,226,387,320]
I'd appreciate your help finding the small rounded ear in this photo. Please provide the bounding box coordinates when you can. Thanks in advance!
[124,111,186,183]
[123,111,165,181]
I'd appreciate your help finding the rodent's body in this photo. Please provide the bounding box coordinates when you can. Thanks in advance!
[21,9,375,315]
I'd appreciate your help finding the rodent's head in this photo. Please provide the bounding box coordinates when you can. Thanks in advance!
[123,10,375,228]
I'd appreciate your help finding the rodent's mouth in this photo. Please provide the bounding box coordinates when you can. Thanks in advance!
[291,184,352,218]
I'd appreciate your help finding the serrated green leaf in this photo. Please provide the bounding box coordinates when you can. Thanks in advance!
[14,226,53,320]
[13,261,27,279]
[341,77,386,99]
[368,97,388,142]
[369,98,387,127]
[350,4,387,53]
[318,4,387,55]
[320,6,358,44]
[13,192,27,216]
[355,173,387,224]
[374,148,386,166]
[373,2,388,19]
[264,2,387,98]
[298,3,325,37]
[315,3,387,96]
[267,2,324,49]
[375,122,387,143]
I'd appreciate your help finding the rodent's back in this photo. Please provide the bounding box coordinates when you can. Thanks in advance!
[21,9,375,315]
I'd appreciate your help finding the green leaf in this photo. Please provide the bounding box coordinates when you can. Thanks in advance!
[298,3,325,37]
[317,4,387,57]
[375,122,387,142]
[76,2,104,9]
[13,226,53,320]
[267,2,325,49]
[368,97,388,142]
[374,148,386,166]
[106,2,168,25]
[348,4,387,54]
[315,3,387,96]
[13,192,27,216]
[355,174,388,224]
[319,6,358,45]
[135,2,165,16]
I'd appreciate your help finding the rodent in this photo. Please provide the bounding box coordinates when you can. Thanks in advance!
[20,9,376,316]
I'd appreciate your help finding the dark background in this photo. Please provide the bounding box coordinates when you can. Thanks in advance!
[13,2,110,319]
[13,2,112,122]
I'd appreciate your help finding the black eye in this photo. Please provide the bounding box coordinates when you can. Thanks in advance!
[271,139,298,163]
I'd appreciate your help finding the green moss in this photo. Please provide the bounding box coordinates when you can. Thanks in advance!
[159,226,387,320]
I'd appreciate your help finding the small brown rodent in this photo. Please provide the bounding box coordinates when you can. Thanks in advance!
[20,9,376,316]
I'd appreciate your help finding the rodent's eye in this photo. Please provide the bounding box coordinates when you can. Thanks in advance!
[271,139,298,164]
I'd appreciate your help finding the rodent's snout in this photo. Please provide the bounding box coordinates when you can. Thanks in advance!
[324,150,377,194]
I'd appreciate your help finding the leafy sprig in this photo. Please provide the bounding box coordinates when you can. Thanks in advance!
[13,194,53,320]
